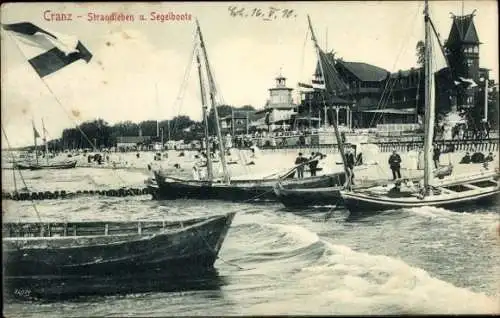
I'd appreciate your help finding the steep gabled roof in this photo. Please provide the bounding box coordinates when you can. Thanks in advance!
[447,14,480,45]
[318,51,349,93]
[336,60,389,82]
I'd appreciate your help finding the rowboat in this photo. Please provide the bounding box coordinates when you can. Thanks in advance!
[3,212,236,292]
[14,160,77,170]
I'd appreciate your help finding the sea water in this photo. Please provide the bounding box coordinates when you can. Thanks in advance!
[2,165,499,316]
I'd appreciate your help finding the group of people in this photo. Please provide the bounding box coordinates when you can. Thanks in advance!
[293,147,358,186]
[294,151,326,179]
[459,151,495,164]
[450,120,492,140]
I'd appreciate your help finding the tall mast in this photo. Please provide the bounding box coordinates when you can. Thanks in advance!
[196,19,230,184]
[484,76,488,121]
[42,118,48,164]
[423,0,435,193]
[155,83,160,138]
[167,119,171,141]
[32,119,39,165]
[196,52,213,181]
[307,15,350,179]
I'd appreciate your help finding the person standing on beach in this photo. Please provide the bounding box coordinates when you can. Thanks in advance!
[388,150,402,180]
[345,147,356,186]
[308,152,319,176]
[295,152,306,179]
[433,144,441,169]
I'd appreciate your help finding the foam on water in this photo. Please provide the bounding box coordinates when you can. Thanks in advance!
[3,160,499,316]
[244,236,499,315]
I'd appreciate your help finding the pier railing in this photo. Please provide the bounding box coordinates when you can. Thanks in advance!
[247,138,499,153]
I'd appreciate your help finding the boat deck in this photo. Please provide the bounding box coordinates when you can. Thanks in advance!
[3,218,208,239]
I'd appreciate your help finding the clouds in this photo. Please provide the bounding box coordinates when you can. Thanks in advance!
[1,1,498,147]
[2,28,205,147]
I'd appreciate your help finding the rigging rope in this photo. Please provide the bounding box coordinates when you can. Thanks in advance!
[298,28,310,96]
[4,31,141,194]
[2,127,43,223]
[171,29,199,137]
[369,3,421,127]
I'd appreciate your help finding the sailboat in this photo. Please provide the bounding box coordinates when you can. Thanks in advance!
[14,119,77,170]
[150,20,347,202]
[274,14,455,209]
[2,22,237,295]
[339,0,500,215]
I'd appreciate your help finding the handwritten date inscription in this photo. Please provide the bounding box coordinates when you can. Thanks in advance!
[228,6,297,20]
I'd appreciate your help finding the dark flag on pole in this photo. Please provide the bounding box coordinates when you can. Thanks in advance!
[2,22,92,78]
[32,122,41,139]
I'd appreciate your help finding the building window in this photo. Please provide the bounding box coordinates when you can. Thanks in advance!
[467,96,474,104]
[466,59,474,67]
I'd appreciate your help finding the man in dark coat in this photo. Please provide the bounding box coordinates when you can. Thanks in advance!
[433,144,441,169]
[295,152,307,179]
[308,152,319,176]
[388,150,402,180]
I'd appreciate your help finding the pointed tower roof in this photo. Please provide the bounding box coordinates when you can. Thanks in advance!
[447,13,480,45]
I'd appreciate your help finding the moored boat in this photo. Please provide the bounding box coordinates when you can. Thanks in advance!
[151,170,346,202]
[3,212,236,279]
[149,20,350,202]
[341,176,499,215]
[340,0,500,216]
[14,159,77,170]
[274,165,454,208]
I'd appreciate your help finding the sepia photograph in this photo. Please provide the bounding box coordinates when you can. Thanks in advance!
[1,1,499,316]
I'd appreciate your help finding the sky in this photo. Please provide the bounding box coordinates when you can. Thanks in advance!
[1,1,498,147]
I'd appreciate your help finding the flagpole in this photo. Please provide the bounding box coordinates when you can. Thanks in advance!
[2,126,43,223]
[484,77,488,122]
[231,108,235,137]
[32,119,39,165]
[42,118,49,164]
[167,119,171,141]
[246,112,249,135]
[4,30,99,153]
[155,82,160,138]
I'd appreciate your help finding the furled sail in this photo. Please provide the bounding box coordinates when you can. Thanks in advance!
[317,50,349,96]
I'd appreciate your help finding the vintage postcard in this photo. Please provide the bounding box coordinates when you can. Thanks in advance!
[1,1,499,316]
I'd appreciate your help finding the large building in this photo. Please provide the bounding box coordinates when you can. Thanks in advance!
[296,11,490,129]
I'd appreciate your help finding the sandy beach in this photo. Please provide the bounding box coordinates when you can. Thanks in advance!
[2,145,497,194]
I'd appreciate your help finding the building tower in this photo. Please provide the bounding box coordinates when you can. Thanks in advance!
[445,11,481,109]
[267,71,294,108]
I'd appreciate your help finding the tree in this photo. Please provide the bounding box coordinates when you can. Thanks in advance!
[60,119,112,149]
[416,40,425,67]
[239,105,256,112]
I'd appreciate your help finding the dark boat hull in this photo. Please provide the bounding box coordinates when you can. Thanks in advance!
[15,160,77,170]
[4,269,225,301]
[341,188,500,216]
[3,213,235,278]
[150,171,346,202]
[274,185,342,208]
